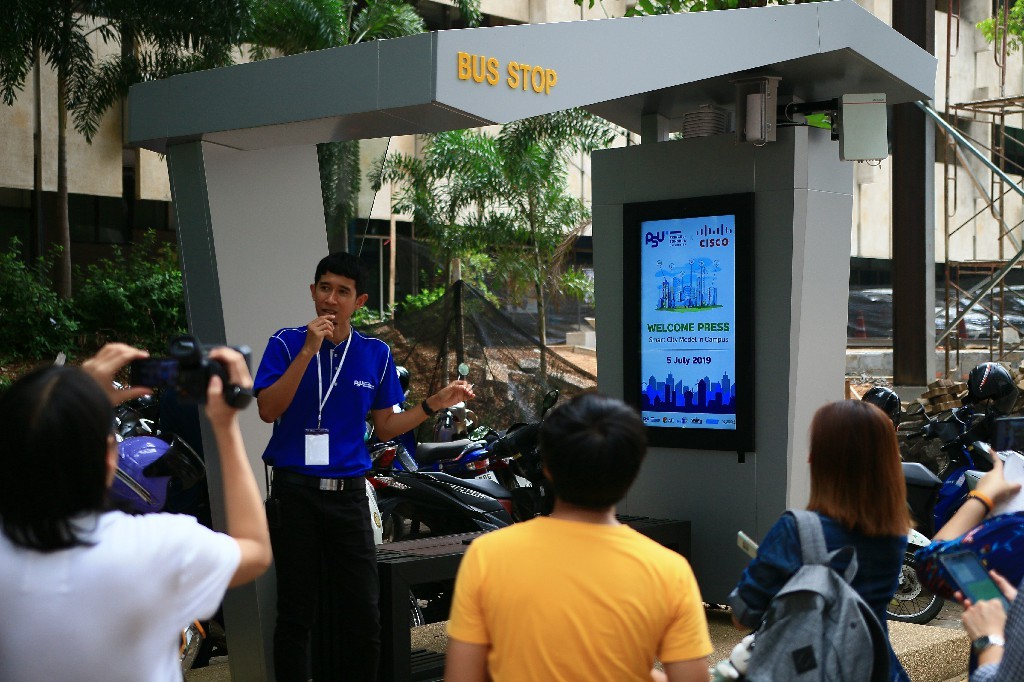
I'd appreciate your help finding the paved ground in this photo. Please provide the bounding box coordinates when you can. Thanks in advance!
[187,600,971,681]
[548,343,597,377]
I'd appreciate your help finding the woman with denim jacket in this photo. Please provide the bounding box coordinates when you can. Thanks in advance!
[728,400,912,682]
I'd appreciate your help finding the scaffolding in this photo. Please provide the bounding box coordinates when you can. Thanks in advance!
[933,0,1024,375]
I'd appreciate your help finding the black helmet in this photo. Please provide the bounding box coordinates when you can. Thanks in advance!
[862,386,901,427]
[396,365,410,394]
[967,362,1019,415]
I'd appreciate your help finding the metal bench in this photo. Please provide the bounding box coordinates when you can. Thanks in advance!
[313,516,691,681]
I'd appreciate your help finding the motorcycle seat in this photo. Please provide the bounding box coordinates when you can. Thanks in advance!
[417,439,474,463]
[903,461,943,487]
[427,471,512,500]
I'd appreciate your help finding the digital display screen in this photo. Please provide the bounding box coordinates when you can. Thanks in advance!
[622,193,754,452]
[639,214,737,432]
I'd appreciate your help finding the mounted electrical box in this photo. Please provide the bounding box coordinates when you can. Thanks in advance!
[838,93,887,161]
[732,76,781,145]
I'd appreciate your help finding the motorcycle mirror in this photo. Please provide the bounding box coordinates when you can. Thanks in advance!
[904,402,925,417]
[540,390,559,417]
[458,363,470,379]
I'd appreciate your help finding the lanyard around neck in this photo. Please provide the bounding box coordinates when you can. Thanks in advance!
[316,333,352,428]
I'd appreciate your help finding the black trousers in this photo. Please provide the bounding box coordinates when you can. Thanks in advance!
[270,479,380,682]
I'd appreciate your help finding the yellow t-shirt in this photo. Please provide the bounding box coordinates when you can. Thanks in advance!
[446,516,713,681]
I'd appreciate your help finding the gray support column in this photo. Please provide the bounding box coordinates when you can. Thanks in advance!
[891,0,936,386]
[641,113,670,143]
[166,140,328,681]
[782,131,854,507]
[592,128,852,602]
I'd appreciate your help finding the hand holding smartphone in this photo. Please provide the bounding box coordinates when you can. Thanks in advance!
[940,550,1010,610]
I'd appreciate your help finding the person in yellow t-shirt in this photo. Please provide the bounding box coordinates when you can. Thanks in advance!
[445,393,713,682]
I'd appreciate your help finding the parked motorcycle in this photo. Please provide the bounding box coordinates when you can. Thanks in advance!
[487,389,560,521]
[870,364,1018,624]
[368,441,513,541]
[862,386,946,624]
[899,362,1017,534]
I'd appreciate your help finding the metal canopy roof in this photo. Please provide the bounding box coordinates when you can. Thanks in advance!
[126,0,935,153]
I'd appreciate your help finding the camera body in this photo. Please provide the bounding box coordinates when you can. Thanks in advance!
[130,335,253,408]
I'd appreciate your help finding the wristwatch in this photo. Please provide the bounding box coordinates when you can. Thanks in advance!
[972,634,1006,654]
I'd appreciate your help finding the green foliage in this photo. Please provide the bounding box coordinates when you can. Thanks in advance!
[318,139,361,252]
[979,1,1024,54]
[0,241,78,360]
[397,286,447,314]
[572,0,823,17]
[373,129,503,277]
[559,267,594,305]
[2,1,250,142]
[73,232,186,353]
[352,303,395,327]
[381,109,613,360]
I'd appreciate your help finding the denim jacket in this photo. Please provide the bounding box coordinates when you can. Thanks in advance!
[728,511,909,682]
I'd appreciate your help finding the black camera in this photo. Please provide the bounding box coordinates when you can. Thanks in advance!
[129,335,254,409]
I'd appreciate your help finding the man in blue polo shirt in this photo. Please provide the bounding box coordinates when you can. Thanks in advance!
[255,252,474,681]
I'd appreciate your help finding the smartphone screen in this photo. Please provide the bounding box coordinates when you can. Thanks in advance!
[939,551,1010,610]
[129,358,179,389]
[993,417,1024,452]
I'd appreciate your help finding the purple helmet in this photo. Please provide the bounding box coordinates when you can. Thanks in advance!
[110,435,204,513]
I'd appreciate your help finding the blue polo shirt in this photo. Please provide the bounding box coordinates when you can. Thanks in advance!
[254,327,404,477]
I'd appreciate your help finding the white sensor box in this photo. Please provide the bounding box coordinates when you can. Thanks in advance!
[839,93,888,162]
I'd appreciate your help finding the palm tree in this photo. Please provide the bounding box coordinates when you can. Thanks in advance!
[488,110,614,378]
[372,128,500,364]
[248,0,481,252]
[1,0,248,298]
[4,2,99,298]
[377,111,614,379]
[373,129,501,281]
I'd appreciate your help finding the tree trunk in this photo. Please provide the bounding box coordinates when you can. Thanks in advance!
[319,140,359,253]
[533,245,547,382]
[55,70,72,299]
[450,258,464,369]
[31,46,44,263]
[454,279,465,368]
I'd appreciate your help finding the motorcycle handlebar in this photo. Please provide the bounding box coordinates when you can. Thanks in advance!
[491,422,541,460]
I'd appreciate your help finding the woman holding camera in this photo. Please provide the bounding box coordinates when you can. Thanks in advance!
[0,343,271,681]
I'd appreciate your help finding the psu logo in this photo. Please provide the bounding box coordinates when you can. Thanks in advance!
[645,231,665,248]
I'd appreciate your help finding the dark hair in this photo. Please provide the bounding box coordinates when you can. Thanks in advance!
[539,393,647,509]
[807,400,910,537]
[314,252,365,295]
[0,366,112,551]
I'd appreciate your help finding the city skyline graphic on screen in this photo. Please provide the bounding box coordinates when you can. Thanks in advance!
[640,213,737,431]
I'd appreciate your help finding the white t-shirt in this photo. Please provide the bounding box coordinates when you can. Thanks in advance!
[0,510,241,682]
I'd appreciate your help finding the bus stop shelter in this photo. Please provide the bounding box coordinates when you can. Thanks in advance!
[127,2,934,678]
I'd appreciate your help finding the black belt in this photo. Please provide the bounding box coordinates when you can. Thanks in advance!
[273,469,365,491]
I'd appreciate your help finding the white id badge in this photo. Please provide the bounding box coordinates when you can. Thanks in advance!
[305,429,330,466]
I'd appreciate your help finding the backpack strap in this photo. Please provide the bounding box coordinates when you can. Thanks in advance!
[788,509,859,583]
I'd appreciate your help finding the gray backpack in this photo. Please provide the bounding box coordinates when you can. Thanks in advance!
[743,510,890,682]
